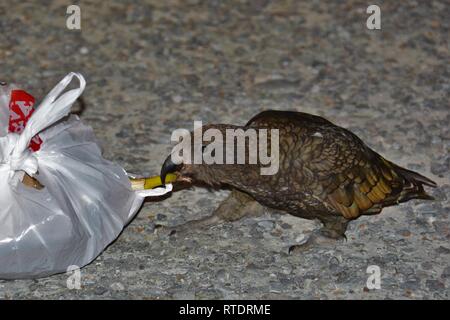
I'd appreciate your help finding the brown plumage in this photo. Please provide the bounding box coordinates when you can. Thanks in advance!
[160,110,437,247]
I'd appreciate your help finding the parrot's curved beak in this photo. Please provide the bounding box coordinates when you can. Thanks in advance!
[160,155,182,186]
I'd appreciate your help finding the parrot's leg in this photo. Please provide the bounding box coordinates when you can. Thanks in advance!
[157,189,264,236]
[213,189,265,222]
[288,215,349,254]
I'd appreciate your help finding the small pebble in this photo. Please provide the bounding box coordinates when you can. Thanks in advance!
[172,95,183,103]
[156,214,167,221]
[110,282,125,291]
[79,47,89,55]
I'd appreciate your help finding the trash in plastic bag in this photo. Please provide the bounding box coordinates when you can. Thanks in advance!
[0,73,172,279]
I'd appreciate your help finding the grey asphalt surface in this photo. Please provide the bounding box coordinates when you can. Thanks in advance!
[0,0,449,299]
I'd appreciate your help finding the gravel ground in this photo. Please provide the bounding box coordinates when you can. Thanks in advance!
[0,0,449,299]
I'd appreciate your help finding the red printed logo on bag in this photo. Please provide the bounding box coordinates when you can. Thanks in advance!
[9,90,42,151]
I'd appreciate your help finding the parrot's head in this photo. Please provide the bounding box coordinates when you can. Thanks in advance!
[160,153,205,186]
[160,121,280,187]
[160,124,244,187]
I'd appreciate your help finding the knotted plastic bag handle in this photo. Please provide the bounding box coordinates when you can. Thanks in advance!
[12,72,86,158]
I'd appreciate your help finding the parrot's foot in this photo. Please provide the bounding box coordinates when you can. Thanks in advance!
[156,189,264,237]
[288,216,349,254]
[213,189,265,222]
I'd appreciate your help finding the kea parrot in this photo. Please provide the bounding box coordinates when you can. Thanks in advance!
[160,110,437,251]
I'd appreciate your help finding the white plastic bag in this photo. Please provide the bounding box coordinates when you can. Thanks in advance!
[0,73,171,279]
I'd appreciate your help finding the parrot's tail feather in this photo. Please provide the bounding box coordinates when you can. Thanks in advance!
[393,165,437,202]
[395,166,437,188]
